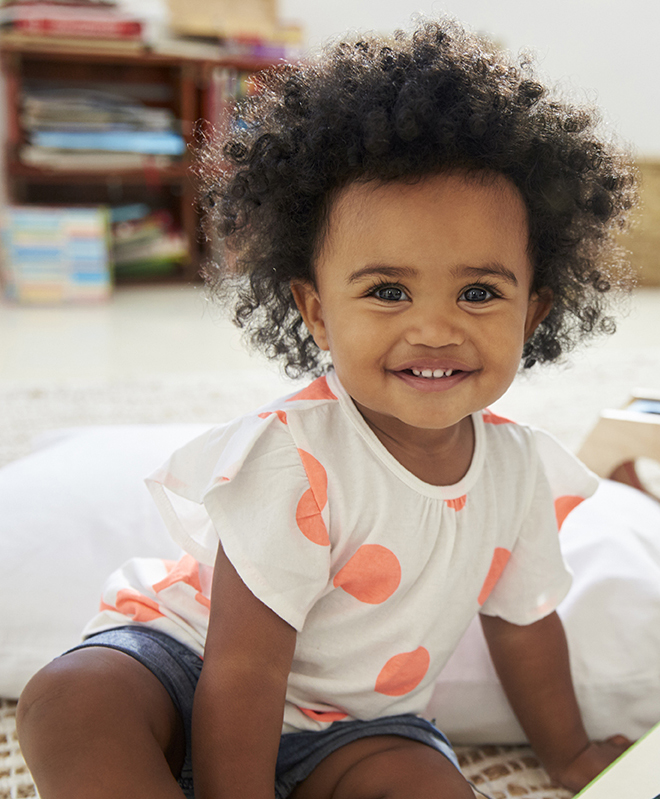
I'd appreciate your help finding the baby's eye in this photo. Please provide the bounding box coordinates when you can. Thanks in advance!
[460,285,497,303]
[371,285,410,302]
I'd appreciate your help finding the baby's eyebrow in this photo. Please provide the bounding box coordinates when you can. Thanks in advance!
[451,263,519,287]
[347,265,418,284]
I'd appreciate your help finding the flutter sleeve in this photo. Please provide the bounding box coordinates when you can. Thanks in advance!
[145,413,332,631]
[479,428,599,625]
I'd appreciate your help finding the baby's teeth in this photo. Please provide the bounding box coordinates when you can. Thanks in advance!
[410,367,455,378]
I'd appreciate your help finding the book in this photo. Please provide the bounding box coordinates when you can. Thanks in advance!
[575,722,660,799]
[0,2,143,40]
[0,205,112,303]
[7,15,142,38]
[111,207,187,278]
[31,129,186,155]
[20,145,175,170]
[22,88,177,132]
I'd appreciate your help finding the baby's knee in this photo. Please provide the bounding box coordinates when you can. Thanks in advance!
[333,742,474,799]
[18,653,95,741]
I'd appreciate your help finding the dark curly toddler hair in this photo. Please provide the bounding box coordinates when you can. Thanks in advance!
[197,17,637,378]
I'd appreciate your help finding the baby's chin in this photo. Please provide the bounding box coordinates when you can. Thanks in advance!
[354,398,474,439]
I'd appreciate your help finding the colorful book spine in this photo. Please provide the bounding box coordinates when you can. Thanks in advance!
[10,16,142,38]
[31,130,186,155]
[0,3,144,40]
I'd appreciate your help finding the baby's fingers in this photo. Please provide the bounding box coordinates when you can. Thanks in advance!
[556,736,633,792]
[604,733,633,750]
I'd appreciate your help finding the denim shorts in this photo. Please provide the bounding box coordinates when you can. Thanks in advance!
[65,626,460,799]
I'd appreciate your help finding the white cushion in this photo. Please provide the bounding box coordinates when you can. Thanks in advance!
[0,425,210,698]
[1,427,659,747]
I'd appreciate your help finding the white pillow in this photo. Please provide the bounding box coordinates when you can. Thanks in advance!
[0,424,211,698]
[426,479,660,743]
[2,427,659,748]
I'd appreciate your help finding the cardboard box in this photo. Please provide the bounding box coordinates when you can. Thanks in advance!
[166,0,277,39]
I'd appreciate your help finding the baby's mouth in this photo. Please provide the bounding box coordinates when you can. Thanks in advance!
[405,368,458,379]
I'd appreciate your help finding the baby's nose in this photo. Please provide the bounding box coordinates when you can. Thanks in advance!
[404,303,466,348]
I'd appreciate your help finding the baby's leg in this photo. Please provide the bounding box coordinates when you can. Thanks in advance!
[291,735,474,799]
[17,647,186,799]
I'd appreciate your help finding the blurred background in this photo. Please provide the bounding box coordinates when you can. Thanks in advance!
[0,0,658,386]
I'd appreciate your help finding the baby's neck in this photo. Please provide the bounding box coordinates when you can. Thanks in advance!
[356,409,475,487]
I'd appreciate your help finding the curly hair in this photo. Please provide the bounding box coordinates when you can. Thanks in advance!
[196,18,637,378]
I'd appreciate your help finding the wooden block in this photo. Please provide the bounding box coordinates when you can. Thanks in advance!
[576,390,660,478]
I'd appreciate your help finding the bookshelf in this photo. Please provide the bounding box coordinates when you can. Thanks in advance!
[0,41,274,284]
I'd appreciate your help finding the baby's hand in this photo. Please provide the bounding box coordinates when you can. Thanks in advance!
[554,735,633,793]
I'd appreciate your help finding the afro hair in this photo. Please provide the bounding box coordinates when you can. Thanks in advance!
[196,18,638,378]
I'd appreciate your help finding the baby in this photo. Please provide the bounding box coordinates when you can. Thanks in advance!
[18,17,636,799]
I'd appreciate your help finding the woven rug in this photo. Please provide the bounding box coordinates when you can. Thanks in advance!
[1,700,35,799]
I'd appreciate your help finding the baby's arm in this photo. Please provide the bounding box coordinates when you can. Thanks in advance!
[480,611,631,793]
[192,542,297,799]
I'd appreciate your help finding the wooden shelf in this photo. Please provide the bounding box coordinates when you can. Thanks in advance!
[0,37,277,71]
[7,161,190,184]
[0,38,274,282]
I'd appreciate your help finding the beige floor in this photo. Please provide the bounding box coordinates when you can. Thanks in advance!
[0,284,275,383]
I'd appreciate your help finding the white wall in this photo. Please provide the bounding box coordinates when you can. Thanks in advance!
[281,0,660,159]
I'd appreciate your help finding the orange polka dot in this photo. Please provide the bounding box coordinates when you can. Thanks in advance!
[286,376,338,403]
[478,547,512,605]
[296,449,330,546]
[333,545,401,604]
[152,554,202,594]
[482,409,515,425]
[296,488,330,545]
[555,495,585,530]
[300,707,348,722]
[214,476,230,484]
[445,495,467,511]
[298,449,328,507]
[114,589,164,622]
[258,410,288,424]
[375,647,430,696]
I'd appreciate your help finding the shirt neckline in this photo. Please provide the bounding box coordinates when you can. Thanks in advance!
[325,370,485,500]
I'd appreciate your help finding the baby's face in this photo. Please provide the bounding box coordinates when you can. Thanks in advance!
[293,171,551,442]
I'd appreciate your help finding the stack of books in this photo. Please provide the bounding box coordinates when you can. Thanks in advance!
[0,0,146,52]
[110,204,187,279]
[0,205,112,303]
[20,86,186,171]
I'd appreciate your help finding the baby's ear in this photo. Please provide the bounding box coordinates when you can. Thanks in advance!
[290,280,330,351]
[524,287,553,340]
